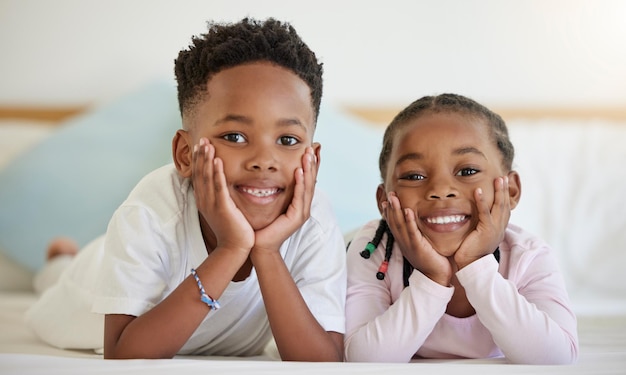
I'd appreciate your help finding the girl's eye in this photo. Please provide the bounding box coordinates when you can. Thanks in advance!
[223,133,246,143]
[457,168,479,177]
[401,173,425,181]
[278,136,299,146]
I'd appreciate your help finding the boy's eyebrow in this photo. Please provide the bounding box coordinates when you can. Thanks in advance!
[214,114,306,129]
[214,114,252,126]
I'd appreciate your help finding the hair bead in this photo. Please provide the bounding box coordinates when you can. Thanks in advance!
[360,242,376,259]
[376,261,389,280]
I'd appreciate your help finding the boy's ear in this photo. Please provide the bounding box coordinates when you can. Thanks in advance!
[375,183,387,216]
[507,171,522,210]
[172,129,193,178]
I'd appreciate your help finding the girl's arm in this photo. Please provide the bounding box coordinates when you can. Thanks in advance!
[457,246,579,364]
[344,226,453,362]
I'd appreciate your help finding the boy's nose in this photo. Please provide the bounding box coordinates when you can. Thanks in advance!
[246,146,278,171]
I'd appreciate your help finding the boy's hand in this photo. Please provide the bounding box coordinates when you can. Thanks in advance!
[454,176,510,269]
[384,192,453,286]
[192,138,254,254]
[252,147,318,255]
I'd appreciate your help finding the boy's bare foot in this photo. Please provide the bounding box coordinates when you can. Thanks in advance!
[46,237,79,261]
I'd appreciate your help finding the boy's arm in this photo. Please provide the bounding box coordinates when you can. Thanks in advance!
[103,245,249,359]
[251,251,344,361]
[249,147,343,361]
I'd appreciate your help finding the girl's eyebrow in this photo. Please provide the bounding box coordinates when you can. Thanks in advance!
[395,146,486,166]
[396,152,422,166]
[454,146,486,159]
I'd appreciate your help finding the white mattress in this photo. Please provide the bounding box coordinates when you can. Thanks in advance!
[1,118,626,373]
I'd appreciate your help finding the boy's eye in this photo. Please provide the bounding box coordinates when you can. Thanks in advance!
[278,136,299,146]
[223,133,246,143]
[457,168,479,177]
[401,173,425,181]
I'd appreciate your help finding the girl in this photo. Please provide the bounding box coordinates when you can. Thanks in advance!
[344,94,578,364]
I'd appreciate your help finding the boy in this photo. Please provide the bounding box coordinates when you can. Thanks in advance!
[26,18,346,361]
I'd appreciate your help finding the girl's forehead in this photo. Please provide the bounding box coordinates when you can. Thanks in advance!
[395,113,489,144]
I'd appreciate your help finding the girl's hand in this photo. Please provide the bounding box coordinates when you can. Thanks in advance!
[454,176,511,269]
[384,192,453,286]
[192,137,254,254]
[253,147,318,255]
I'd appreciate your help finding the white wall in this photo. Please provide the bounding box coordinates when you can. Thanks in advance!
[1,0,625,109]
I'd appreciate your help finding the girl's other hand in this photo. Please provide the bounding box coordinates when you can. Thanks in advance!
[455,176,511,269]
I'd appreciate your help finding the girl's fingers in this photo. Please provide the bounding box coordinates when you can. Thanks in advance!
[489,176,510,226]
[385,192,408,239]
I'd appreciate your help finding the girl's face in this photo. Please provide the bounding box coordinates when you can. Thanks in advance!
[379,112,520,255]
[183,62,319,230]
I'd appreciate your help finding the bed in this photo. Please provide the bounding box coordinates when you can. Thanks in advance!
[1,82,625,374]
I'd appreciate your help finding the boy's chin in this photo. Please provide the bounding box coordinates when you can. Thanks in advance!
[246,213,281,231]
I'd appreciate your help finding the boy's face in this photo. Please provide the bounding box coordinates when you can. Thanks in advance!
[380,112,519,255]
[182,62,319,230]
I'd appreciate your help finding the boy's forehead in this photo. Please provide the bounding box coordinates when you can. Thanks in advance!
[185,62,316,132]
[200,62,314,119]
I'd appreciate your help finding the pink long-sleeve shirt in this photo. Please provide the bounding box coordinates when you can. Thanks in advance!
[344,220,578,364]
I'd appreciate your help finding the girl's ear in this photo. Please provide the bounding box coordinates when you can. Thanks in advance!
[507,171,522,210]
[172,129,193,178]
[375,183,387,216]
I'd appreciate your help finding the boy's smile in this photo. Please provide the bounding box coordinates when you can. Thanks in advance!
[183,62,319,230]
[382,112,517,256]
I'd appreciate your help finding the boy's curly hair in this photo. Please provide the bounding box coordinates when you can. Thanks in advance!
[174,18,323,122]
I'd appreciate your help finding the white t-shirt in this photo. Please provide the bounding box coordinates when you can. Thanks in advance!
[26,164,347,355]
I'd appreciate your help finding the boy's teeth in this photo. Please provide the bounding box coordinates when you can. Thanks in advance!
[242,187,278,197]
[426,215,465,224]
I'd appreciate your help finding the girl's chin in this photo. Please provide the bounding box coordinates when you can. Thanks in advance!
[428,239,464,258]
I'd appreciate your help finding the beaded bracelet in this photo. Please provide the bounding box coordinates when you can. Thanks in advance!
[190,268,221,311]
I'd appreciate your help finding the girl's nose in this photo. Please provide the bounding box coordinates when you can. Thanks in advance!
[426,175,458,200]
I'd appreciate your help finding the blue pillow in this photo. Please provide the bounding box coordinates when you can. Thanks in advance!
[0,81,181,271]
[315,105,384,234]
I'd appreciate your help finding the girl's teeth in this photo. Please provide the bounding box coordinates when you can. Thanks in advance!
[426,215,465,224]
